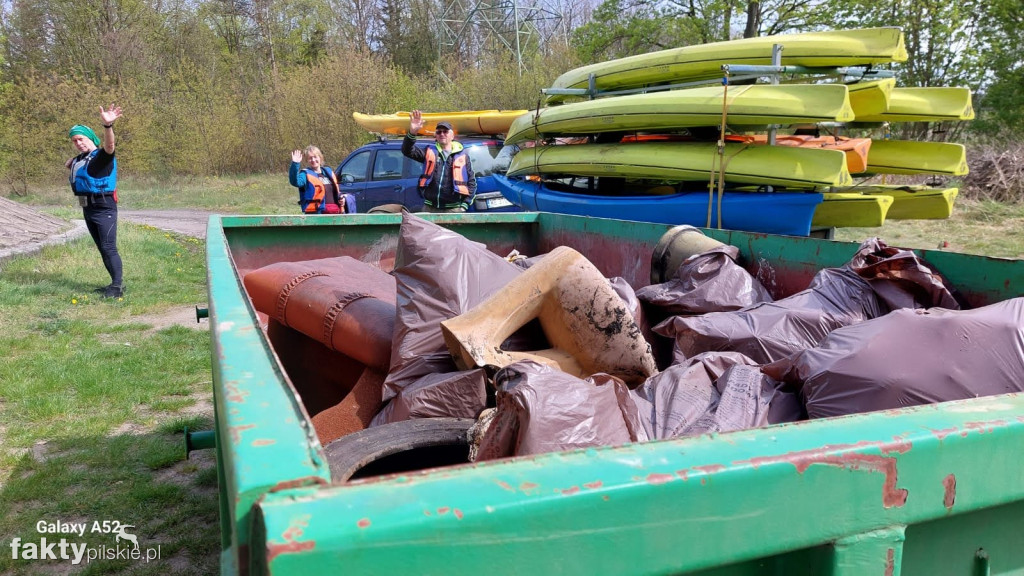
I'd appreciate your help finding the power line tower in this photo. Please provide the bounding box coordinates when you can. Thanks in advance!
[437,0,567,76]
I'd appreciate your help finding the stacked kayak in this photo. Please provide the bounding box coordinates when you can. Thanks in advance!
[832,185,959,220]
[854,87,975,123]
[812,193,894,228]
[544,27,907,103]
[862,140,968,176]
[507,142,853,188]
[496,26,975,233]
[506,84,856,144]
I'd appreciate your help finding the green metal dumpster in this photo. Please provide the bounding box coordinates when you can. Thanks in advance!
[205,212,1024,576]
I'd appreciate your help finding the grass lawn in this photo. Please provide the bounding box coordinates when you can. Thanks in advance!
[1,175,1020,574]
[836,199,1024,259]
[0,219,218,574]
[19,173,293,215]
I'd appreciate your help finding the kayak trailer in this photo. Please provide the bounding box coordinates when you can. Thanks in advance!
[204,212,1024,575]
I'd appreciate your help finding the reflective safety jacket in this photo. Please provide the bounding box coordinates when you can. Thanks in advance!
[289,164,342,214]
[401,135,477,210]
[69,149,117,195]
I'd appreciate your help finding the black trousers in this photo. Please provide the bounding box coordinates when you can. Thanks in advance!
[82,195,123,287]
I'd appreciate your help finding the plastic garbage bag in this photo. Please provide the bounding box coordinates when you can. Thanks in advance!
[383,212,523,402]
[631,352,802,439]
[653,238,959,365]
[371,369,488,426]
[475,360,648,460]
[764,298,1024,418]
[637,245,773,314]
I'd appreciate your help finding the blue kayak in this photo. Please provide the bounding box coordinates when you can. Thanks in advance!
[494,175,823,236]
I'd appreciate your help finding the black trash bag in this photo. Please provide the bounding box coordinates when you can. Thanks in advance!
[652,238,958,365]
[848,237,961,311]
[655,266,883,365]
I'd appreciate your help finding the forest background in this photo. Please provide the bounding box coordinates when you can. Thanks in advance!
[0,0,1021,197]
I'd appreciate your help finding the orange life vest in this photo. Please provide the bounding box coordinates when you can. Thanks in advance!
[302,169,343,214]
[418,146,471,204]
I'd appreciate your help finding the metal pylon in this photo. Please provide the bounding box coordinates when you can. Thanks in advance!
[437,0,566,75]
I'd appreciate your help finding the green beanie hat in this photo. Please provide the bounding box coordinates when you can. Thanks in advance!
[68,125,100,147]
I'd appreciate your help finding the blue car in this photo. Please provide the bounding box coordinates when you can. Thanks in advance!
[336,136,519,213]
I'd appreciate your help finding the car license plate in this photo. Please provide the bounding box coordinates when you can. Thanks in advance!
[487,197,513,209]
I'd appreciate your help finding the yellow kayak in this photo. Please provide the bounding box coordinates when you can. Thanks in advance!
[353,110,528,136]
[846,78,895,117]
[864,140,968,176]
[856,87,974,122]
[833,185,958,220]
[505,84,855,144]
[547,28,907,103]
[812,192,893,228]
[507,142,853,188]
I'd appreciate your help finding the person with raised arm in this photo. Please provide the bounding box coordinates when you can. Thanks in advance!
[66,105,124,298]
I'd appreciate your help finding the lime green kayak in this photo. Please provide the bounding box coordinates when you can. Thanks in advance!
[547,28,907,103]
[855,87,974,122]
[832,185,958,220]
[506,84,855,145]
[846,78,895,117]
[812,192,893,227]
[507,142,854,187]
[864,140,968,176]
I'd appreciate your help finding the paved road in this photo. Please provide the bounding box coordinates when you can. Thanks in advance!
[119,209,216,239]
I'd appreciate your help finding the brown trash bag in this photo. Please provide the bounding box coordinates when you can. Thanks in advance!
[655,266,883,365]
[631,352,801,439]
[653,238,964,365]
[384,212,523,402]
[848,238,960,311]
[475,361,649,460]
[764,298,1024,419]
[370,369,488,426]
[637,245,774,314]
[244,256,397,370]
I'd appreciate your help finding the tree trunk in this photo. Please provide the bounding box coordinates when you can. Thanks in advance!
[744,1,760,38]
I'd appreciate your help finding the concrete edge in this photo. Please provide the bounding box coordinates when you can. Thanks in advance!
[0,220,90,266]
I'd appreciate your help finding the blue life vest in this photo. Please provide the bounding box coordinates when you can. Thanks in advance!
[69,149,117,195]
